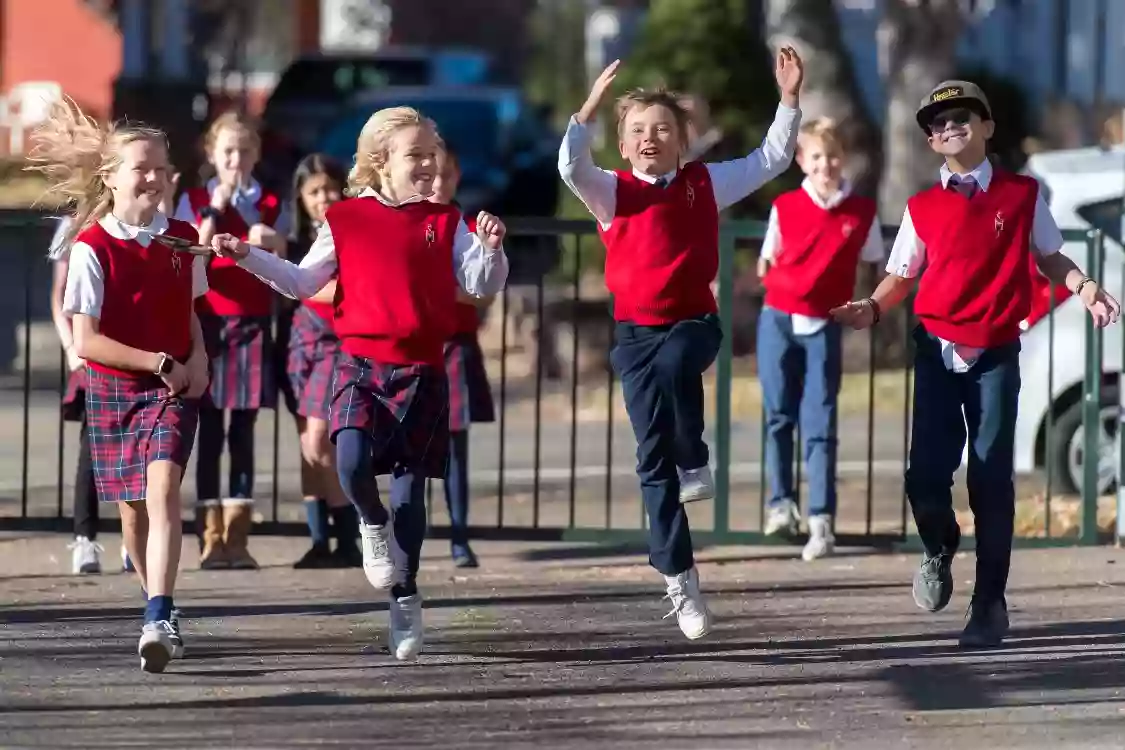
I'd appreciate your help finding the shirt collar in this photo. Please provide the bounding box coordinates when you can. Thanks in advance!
[631,167,679,185]
[98,211,170,245]
[939,158,992,191]
[207,176,262,204]
[801,178,853,209]
[358,186,428,207]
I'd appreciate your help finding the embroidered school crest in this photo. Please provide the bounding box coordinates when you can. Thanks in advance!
[994,212,1004,237]
[685,183,695,207]
[170,248,182,275]
[425,224,435,245]
[842,221,855,239]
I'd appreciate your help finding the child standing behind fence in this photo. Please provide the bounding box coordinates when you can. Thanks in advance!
[30,100,210,672]
[558,50,803,641]
[209,107,509,661]
[756,117,883,561]
[833,81,1120,648]
[175,112,288,571]
[431,143,496,569]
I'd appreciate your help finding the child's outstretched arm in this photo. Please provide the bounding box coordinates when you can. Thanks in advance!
[456,211,509,299]
[832,208,921,329]
[558,60,621,227]
[706,47,804,211]
[212,223,336,300]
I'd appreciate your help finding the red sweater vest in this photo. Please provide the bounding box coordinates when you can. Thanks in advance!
[599,162,719,324]
[763,189,877,317]
[79,219,198,377]
[328,197,461,364]
[452,212,481,336]
[910,169,1038,348]
[186,186,281,317]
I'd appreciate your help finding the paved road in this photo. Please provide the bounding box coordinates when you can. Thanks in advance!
[2,536,1124,748]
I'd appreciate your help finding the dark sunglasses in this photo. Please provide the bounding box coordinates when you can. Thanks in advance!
[928,108,974,134]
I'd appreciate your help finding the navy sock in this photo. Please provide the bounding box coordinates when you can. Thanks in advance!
[144,595,174,624]
[330,504,359,547]
[141,589,148,603]
[304,498,330,547]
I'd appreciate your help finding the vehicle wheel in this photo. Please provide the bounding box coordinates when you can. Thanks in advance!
[1049,384,1118,495]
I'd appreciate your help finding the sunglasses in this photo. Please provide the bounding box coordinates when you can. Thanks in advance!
[928,108,974,134]
[153,235,212,256]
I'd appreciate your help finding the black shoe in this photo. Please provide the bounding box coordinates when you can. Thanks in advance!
[452,543,479,569]
[332,542,363,569]
[293,544,337,569]
[913,551,956,612]
[959,597,1010,649]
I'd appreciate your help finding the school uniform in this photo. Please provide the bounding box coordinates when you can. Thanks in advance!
[888,156,1063,645]
[559,102,800,639]
[758,180,881,544]
[60,213,207,504]
[236,186,508,661]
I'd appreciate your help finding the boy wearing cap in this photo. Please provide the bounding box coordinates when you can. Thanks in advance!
[832,80,1120,648]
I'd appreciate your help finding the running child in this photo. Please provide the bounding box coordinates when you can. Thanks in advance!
[284,153,361,569]
[175,112,287,570]
[757,117,884,561]
[30,100,210,672]
[832,81,1121,647]
[210,106,509,661]
[431,143,497,569]
[558,49,803,640]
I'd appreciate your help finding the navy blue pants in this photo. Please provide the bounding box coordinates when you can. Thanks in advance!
[610,314,722,576]
[757,307,842,516]
[906,326,1020,602]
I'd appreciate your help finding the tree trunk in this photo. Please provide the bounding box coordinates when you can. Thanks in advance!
[876,0,964,223]
[765,0,882,197]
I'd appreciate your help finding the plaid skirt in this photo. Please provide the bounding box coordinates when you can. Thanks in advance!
[444,333,495,432]
[85,368,199,504]
[62,368,87,423]
[287,305,339,421]
[330,353,450,478]
[201,314,275,411]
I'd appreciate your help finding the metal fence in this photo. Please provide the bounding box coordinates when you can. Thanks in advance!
[0,210,1115,550]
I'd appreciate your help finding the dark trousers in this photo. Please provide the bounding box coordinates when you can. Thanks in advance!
[610,315,722,576]
[72,421,99,539]
[196,407,258,501]
[757,307,842,516]
[335,428,426,597]
[906,326,1020,602]
[444,430,470,548]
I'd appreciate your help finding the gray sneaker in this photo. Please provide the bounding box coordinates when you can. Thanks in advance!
[912,551,956,612]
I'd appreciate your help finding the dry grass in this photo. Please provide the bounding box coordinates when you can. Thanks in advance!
[955,492,1121,539]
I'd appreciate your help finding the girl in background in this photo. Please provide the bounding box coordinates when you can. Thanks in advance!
[175,112,287,570]
[431,144,495,569]
[285,153,361,568]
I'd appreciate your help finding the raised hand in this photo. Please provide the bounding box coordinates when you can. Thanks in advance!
[211,233,250,259]
[577,59,621,125]
[1080,282,1122,328]
[210,181,234,212]
[475,212,506,250]
[774,46,804,105]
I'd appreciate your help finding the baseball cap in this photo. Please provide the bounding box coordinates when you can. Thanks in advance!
[915,81,992,132]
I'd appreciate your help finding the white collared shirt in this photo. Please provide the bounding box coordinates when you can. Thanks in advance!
[885,159,1064,372]
[557,103,801,230]
[235,187,509,300]
[760,178,886,335]
[62,212,209,319]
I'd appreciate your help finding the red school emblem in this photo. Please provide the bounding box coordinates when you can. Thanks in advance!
[995,212,1004,237]
[170,247,182,275]
[425,224,435,245]
[842,221,855,239]
[685,183,695,207]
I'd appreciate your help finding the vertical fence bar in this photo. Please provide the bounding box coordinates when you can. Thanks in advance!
[713,229,734,535]
[1081,229,1105,545]
[759,412,766,530]
[568,234,581,528]
[1045,281,1057,536]
[497,285,509,527]
[271,350,280,523]
[21,246,32,518]
[901,302,912,536]
[865,327,876,536]
[57,346,66,518]
[605,312,615,529]
[1118,265,1125,545]
[532,276,545,528]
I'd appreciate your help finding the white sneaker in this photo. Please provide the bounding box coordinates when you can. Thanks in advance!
[678,466,715,504]
[764,499,800,537]
[389,593,424,661]
[68,536,103,575]
[169,608,184,659]
[360,522,396,590]
[138,620,175,673]
[802,514,836,561]
[662,568,711,640]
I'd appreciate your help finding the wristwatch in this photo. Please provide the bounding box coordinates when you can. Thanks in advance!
[199,206,222,222]
[154,353,176,376]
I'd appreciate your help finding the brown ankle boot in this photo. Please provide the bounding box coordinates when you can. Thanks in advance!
[198,504,228,570]
[222,501,259,570]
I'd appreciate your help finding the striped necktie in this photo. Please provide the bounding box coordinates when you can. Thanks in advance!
[949,174,979,199]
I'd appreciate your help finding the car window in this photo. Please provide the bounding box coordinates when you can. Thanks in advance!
[1076,198,1125,246]
[1020,165,1052,207]
[270,59,431,103]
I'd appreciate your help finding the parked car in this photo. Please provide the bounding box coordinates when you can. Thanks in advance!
[1014,145,1125,494]
[258,47,494,195]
